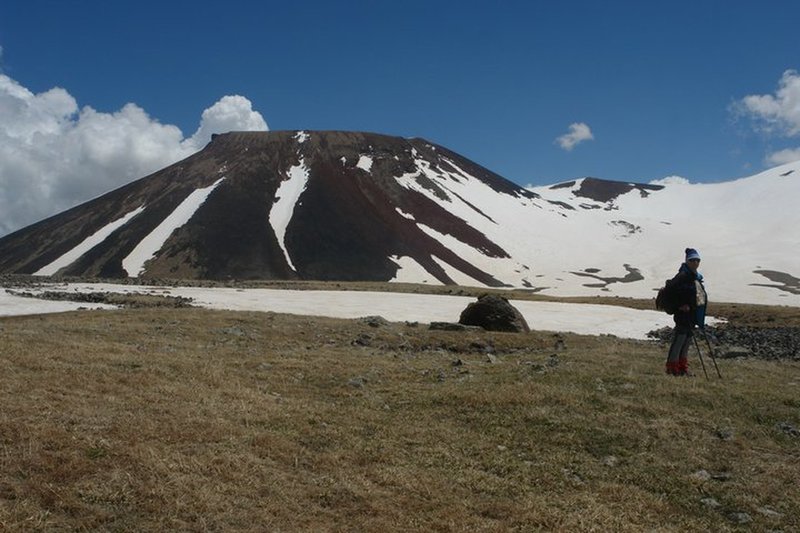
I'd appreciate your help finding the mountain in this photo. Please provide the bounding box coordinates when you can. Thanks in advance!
[0,130,798,306]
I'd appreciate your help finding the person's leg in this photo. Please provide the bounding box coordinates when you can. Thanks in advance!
[666,328,690,375]
[677,329,693,375]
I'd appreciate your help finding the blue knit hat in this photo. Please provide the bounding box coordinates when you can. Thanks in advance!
[685,248,701,261]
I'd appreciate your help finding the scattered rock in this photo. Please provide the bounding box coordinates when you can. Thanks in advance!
[452,358,464,367]
[691,469,711,481]
[718,345,752,359]
[546,354,560,368]
[348,377,366,388]
[776,422,800,437]
[710,471,732,481]
[553,334,566,351]
[727,512,752,524]
[360,315,389,328]
[647,325,800,361]
[351,333,372,346]
[562,468,585,485]
[757,506,783,519]
[458,294,530,333]
[601,455,618,467]
[700,497,721,508]
[486,354,498,364]
[469,341,495,354]
[715,427,735,441]
[429,322,482,332]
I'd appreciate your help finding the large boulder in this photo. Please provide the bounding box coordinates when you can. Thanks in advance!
[458,294,530,333]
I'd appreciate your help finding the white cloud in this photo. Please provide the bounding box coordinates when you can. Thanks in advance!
[766,147,800,166]
[185,95,268,152]
[0,74,268,237]
[649,175,692,186]
[737,69,800,136]
[556,122,594,151]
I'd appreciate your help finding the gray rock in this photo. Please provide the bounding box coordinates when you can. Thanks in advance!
[458,294,530,333]
[728,512,752,524]
[700,497,721,508]
[601,455,619,467]
[711,471,732,481]
[719,345,752,359]
[553,334,567,351]
[757,506,783,519]
[776,422,800,437]
[351,333,372,346]
[360,315,389,328]
[348,376,366,388]
[429,322,483,331]
[716,427,735,441]
[219,326,246,336]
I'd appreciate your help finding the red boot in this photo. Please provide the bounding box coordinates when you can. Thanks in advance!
[665,361,679,376]
[677,357,692,377]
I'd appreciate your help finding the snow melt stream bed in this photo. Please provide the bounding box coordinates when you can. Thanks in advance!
[0,283,690,339]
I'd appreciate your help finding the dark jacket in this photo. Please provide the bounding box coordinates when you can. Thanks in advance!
[669,263,707,329]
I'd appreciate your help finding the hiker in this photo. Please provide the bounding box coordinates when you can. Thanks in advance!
[665,248,708,376]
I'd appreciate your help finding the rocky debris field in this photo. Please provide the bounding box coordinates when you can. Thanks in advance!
[5,288,194,309]
[648,325,800,361]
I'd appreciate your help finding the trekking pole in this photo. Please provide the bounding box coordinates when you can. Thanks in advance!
[691,333,710,380]
[699,328,722,379]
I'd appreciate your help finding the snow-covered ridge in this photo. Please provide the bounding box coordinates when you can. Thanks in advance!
[386,156,800,306]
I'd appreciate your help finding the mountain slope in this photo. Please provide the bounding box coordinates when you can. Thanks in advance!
[0,130,798,306]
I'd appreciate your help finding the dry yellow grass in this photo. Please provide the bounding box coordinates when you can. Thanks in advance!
[1,306,798,531]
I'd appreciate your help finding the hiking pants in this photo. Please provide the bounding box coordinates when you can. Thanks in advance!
[667,326,693,364]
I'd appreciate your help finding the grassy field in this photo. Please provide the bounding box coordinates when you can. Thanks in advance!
[1,303,799,531]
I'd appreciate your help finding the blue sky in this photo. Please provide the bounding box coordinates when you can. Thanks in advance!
[1,1,800,233]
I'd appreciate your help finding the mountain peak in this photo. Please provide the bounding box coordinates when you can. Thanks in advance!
[1,132,798,306]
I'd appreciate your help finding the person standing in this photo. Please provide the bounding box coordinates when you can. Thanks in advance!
[665,248,708,376]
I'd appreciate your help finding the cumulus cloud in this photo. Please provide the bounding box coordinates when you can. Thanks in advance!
[737,70,800,136]
[556,122,594,151]
[0,74,267,236]
[185,95,267,151]
[735,70,800,167]
[649,175,692,186]
[766,147,800,166]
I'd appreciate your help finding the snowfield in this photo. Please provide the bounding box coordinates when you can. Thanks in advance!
[0,283,704,340]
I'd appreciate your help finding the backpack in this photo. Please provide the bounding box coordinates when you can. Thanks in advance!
[655,278,680,314]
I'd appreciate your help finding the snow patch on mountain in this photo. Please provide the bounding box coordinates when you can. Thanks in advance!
[35,205,145,276]
[431,256,485,286]
[122,178,224,277]
[389,255,439,284]
[270,159,310,271]
[357,155,373,172]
